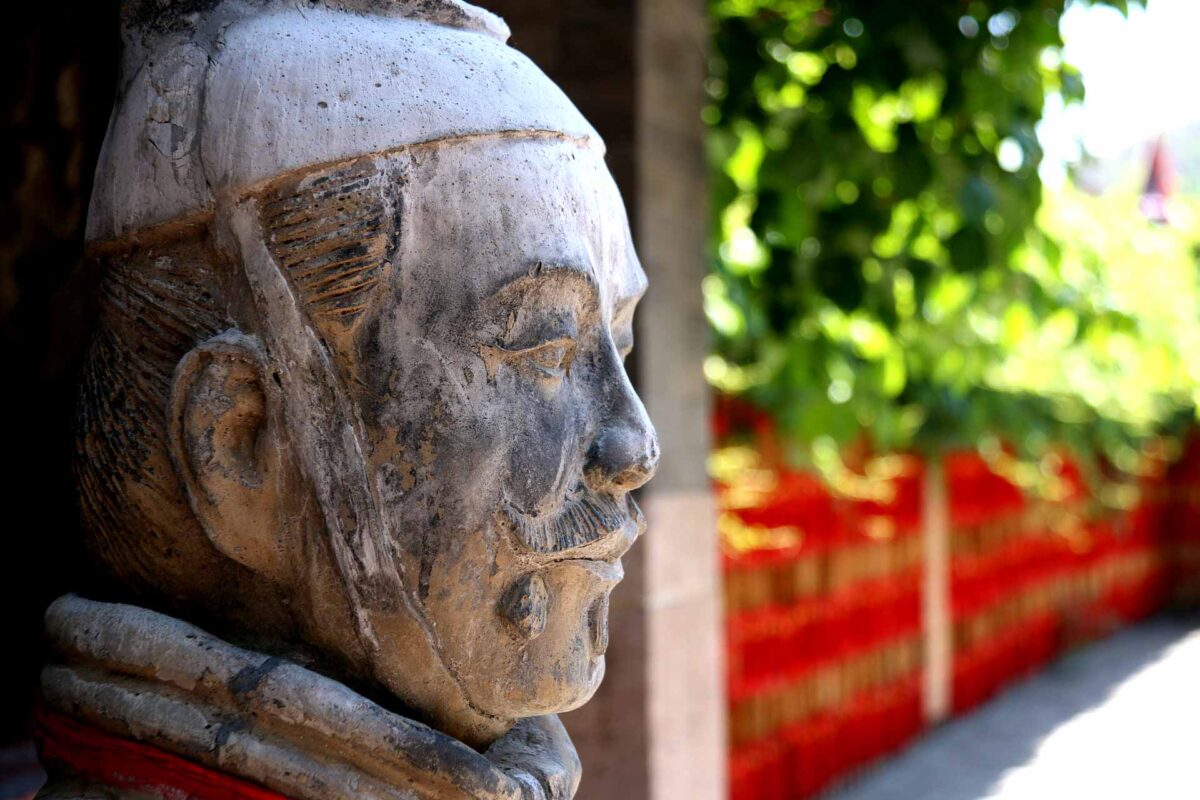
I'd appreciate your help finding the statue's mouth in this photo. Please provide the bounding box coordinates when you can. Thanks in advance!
[501,489,644,563]
[588,594,610,654]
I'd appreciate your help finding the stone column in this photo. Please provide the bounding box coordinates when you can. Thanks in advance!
[489,2,724,798]
[636,1,725,799]
[922,458,952,723]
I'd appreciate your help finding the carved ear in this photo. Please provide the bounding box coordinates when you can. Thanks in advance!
[169,330,292,583]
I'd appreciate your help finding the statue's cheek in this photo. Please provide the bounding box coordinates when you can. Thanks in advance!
[497,380,584,513]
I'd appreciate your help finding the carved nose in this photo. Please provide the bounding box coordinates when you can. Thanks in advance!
[584,424,660,493]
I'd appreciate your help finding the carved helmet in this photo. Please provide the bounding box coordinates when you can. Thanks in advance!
[89,0,601,242]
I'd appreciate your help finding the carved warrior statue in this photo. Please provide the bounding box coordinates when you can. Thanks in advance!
[39,1,659,798]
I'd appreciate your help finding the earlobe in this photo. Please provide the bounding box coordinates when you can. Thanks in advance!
[169,330,293,583]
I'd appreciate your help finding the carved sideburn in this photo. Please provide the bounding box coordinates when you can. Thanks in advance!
[262,158,398,333]
[40,2,658,799]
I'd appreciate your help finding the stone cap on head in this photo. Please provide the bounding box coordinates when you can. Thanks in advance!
[88,0,602,243]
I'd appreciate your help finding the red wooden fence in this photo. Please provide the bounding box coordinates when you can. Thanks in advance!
[719,420,1200,799]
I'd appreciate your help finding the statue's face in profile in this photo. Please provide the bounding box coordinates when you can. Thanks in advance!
[334,137,657,717]
[74,0,651,753]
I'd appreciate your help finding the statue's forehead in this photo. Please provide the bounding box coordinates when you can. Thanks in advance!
[398,140,622,234]
[392,140,643,309]
[205,9,598,187]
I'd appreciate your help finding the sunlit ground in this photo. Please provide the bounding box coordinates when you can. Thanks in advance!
[828,616,1200,800]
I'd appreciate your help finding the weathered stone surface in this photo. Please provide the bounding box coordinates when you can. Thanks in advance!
[40,595,579,800]
[43,1,658,796]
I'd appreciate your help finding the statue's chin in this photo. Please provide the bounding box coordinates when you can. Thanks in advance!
[365,554,621,727]
[562,654,606,713]
[470,642,606,721]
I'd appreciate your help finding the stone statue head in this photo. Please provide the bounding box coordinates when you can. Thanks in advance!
[77,0,658,748]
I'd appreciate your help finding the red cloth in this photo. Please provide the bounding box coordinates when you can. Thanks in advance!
[35,708,290,800]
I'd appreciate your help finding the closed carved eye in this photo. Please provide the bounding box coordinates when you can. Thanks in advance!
[490,337,575,380]
[520,339,576,378]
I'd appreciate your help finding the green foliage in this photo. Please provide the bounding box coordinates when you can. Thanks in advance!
[989,186,1200,467]
[704,0,1196,474]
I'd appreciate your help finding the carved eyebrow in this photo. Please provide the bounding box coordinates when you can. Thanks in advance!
[483,263,600,306]
[611,257,648,319]
[613,285,646,319]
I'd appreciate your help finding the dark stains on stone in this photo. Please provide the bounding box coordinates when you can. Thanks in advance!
[418,543,434,603]
[212,717,249,753]
[228,655,284,698]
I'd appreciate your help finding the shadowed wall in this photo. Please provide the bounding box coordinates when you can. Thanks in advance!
[1,0,118,745]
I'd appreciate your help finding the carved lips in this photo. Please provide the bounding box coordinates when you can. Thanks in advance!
[587,594,610,655]
[498,491,642,651]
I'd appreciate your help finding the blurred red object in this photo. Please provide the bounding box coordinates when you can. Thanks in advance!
[718,408,1200,799]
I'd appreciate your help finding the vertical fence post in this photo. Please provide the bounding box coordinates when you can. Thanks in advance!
[922,454,952,724]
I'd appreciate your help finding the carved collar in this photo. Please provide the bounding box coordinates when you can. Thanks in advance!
[37,596,580,800]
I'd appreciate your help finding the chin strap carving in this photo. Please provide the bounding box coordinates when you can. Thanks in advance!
[223,201,513,748]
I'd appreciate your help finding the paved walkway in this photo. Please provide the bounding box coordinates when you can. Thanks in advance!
[829,615,1200,800]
